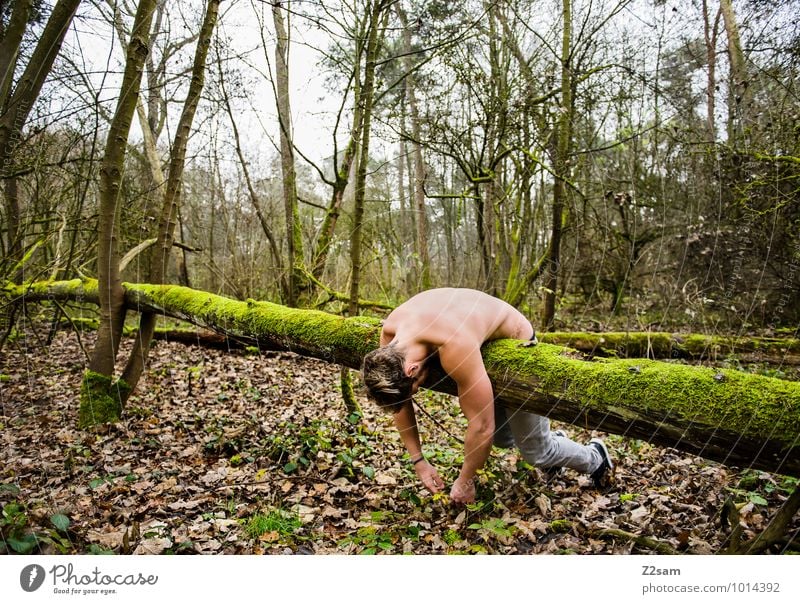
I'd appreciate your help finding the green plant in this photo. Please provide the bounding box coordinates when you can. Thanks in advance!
[337,526,395,554]
[0,495,74,555]
[1,501,38,554]
[245,508,302,541]
[263,419,334,473]
[468,517,514,541]
[730,472,798,506]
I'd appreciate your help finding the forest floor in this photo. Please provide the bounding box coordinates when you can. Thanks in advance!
[1,327,798,555]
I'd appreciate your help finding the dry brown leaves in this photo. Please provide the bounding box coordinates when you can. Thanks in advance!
[1,327,796,555]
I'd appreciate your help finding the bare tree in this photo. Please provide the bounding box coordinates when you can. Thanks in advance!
[702,0,722,140]
[720,0,750,144]
[118,0,221,402]
[272,2,304,306]
[348,0,389,315]
[83,0,158,426]
[541,0,573,331]
[0,0,81,280]
[396,3,431,290]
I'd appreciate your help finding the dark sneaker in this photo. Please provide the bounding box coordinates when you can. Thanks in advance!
[588,438,614,488]
[542,430,567,478]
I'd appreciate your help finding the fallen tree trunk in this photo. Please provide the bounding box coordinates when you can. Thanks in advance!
[540,331,800,365]
[5,279,799,476]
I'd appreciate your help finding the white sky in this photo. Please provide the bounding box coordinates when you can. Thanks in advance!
[62,0,347,173]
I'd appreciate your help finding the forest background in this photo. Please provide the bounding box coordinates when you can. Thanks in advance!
[2,0,798,332]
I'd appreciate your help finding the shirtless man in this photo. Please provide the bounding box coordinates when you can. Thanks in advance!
[361,288,612,504]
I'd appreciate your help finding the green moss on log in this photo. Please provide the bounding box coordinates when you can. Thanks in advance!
[482,340,800,444]
[79,370,129,428]
[8,278,800,474]
[125,283,382,365]
[540,331,800,362]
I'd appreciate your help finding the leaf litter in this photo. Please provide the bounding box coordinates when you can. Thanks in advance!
[0,328,797,555]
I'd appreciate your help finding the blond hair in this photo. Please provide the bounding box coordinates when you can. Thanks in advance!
[361,344,413,413]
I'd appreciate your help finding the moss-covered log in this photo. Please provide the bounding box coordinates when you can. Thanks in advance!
[540,332,800,365]
[6,279,800,476]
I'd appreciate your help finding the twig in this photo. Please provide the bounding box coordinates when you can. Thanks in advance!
[51,300,90,362]
[413,399,464,444]
[591,527,678,554]
[722,487,800,554]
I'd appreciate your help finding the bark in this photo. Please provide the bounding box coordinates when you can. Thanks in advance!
[702,0,721,140]
[106,0,165,191]
[310,136,357,280]
[720,0,750,143]
[0,0,32,105]
[119,0,219,401]
[397,5,431,290]
[541,0,573,331]
[85,0,157,427]
[272,2,303,306]
[0,0,81,275]
[341,1,387,417]
[9,279,800,476]
[348,0,384,316]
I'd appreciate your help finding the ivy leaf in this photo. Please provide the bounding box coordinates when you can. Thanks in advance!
[50,513,71,533]
[8,533,38,554]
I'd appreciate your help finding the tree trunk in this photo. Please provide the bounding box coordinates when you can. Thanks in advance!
[11,278,800,476]
[542,0,572,332]
[83,0,158,428]
[348,0,384,314]
[341,0,386,417]
[310,136,358,281]
[702,0,721,140]
[397,4,431,290]
[273,2,304,306]
[474,186,492,289]
[720,0,750,144]
[117,0,219,404]
[0,0,81,276]
[0,0,32,106]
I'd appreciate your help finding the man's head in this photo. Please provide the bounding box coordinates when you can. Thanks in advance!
[361,344,427,413]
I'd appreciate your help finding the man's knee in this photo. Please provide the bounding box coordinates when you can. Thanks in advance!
[518,437,559,467]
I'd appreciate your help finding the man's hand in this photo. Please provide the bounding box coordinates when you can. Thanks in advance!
[415,460,444,494]
[450,477,476,505]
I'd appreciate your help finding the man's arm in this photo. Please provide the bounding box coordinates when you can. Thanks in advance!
[393,401,444,494]
[439,344,495,504]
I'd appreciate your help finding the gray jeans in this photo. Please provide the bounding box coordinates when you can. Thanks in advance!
[493,405,601,474]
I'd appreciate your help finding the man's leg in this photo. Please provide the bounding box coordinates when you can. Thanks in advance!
[493,405,516,449]
[506,409,601,474]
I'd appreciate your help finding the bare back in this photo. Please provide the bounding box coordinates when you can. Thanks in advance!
[381,288,533,351]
